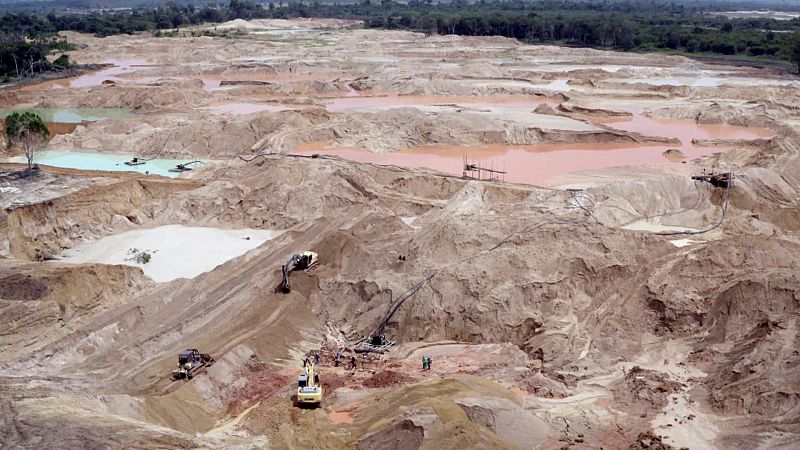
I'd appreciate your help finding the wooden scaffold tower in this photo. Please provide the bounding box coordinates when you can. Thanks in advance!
[462,154,507,181]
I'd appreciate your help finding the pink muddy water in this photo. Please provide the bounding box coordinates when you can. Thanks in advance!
[325,95,559,112]
[20,60,153,91]
[200,73,337,90]
[70,59,152,88]
[207,102,295,114]
[605,115,775,142]
[296,142,735,186]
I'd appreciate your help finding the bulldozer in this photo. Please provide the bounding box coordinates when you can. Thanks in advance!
[296,363,323,406]
[171,349,214,380]
[280,251,318,293]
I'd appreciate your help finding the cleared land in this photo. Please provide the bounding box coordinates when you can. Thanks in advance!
[1,18,800,450]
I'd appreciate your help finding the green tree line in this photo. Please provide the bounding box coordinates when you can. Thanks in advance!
[2,0,800,80]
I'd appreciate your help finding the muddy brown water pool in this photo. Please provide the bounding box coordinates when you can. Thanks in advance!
[605,115,775,142]
[325,95,559,112]
[296,115,773,185]
[20,60,155,91]
[296,142,728,186]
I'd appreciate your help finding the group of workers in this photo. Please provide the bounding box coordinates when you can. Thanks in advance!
[303,351,434,371]
[302,350,361,370]
[333,351,358,370]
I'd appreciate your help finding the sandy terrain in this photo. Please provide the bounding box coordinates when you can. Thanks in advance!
[1,17,800,450]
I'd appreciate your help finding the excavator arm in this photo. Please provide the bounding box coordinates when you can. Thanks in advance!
[281,255,301,293]
[281,252,318,293]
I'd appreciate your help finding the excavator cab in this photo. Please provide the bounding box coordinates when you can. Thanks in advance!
[171,349,214,380]
[296,364,323,406]
[178,349,196,366]
[281,251,319,293]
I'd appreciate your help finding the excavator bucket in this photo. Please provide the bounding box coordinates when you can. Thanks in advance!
[280,252,318,293]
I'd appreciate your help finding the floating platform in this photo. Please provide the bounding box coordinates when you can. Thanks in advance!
[124,158,146,166]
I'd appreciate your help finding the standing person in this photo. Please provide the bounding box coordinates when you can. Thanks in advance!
[350,355,357,371]
[335,351,341,367]
[314,352,320,365]
[422,355,429,370]
[427,356,432,371]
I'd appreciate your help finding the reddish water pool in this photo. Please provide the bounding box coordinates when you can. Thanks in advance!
[325,95,559,112]
[295,141,735,186]
[605,116,774,144]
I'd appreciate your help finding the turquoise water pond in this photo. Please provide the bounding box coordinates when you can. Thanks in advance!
[8,151,202,178]
[0,108,133,123]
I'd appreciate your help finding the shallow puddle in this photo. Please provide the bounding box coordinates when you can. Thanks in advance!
[57,225,282,282]
[7,150,199,178]
[325,95,558,112]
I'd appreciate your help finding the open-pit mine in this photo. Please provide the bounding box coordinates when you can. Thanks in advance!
[2,18,800,450]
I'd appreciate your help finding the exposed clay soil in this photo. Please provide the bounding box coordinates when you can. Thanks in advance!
[1,17,800,450]
[362,370,413,388]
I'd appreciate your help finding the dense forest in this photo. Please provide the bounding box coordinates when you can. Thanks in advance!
[0,13,73,81]
[2,0,800,81]
[307,1,800,63]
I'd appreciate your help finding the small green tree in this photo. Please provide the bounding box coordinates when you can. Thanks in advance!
[5,112,50,173]
[53,54,71,69]
[792,31,800,75]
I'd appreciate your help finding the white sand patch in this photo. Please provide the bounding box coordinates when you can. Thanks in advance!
[400,216,420,229]
[670,238,702,247]
[551,182,603,190]
[622,219,701,234]
[652,388,720,450]
[57,225,283,282]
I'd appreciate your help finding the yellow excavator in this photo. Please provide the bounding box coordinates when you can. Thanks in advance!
[280,251,318,293]
[296,363,323,406]
[170,349,214,380]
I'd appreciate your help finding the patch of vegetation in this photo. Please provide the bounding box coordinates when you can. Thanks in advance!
[125,248,156,264]
[4,111,50,173]
[0,13,74,81]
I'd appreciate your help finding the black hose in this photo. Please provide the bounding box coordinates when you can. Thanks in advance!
[139,124,186,161]
[656,172,733,236]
